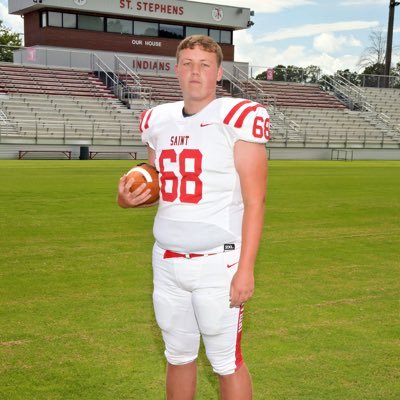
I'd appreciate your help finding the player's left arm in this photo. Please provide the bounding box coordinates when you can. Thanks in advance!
[229,140,268,307]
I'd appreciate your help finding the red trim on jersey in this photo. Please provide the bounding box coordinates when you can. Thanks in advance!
[235,304,245,371]
[139,110,146,133]
[223,100,252,125]
[140,109,152,133]
[234,104,265,128]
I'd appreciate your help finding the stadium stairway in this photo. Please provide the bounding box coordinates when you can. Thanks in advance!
[361,87,400,130]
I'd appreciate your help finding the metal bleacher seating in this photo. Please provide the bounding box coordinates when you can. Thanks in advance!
[1,60,399,151]
[361,87,400,129]
[121,76,399,149]
[121,73,231,104]
[0,62,140,145]
[247,81,400,148]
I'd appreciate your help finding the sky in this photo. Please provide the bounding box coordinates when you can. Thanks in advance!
[1,0,399,75]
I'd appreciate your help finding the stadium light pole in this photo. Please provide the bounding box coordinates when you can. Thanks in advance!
[384,0,399,87]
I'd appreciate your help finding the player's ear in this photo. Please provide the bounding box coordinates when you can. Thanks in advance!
[217,66,223,82]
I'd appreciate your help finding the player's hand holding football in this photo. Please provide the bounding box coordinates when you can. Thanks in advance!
[229,266,255,308]
[117,175,152,208]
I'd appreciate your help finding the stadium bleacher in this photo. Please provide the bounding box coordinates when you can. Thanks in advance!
[0,63,141,146]
[244,81,399,148]
[0,63,113,97]
[0,61,399,158]
[246,81,347,109]
[119,73,231,104]
[361,87,400,128]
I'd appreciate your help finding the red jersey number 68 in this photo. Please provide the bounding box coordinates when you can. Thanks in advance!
[252,116,270,140]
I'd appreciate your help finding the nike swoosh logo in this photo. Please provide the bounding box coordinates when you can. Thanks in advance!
[227,262,239,269]
[200,123,213,127]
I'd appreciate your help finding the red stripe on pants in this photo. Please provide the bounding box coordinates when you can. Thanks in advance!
[235,304,245,371]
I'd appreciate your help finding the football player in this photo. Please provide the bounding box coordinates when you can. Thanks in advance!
[118,35,270,400]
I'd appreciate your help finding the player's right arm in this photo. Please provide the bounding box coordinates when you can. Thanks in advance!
[117,146,157,208]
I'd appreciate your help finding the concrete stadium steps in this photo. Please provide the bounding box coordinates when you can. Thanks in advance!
[267,111,305,144]
[280,107,399,146]
[361,87,400,127]
[0,63,114,98]
[138,74,182,103]
[0,93,141,143]
[251,81,347,109]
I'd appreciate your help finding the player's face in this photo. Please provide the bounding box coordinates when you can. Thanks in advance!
[175,46,223,112]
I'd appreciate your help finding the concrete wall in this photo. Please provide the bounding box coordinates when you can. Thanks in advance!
[13,46,247,76]
[1,144,399,161]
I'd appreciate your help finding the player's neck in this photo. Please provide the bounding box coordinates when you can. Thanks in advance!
[182,108,195,118]
[183,96,216,116]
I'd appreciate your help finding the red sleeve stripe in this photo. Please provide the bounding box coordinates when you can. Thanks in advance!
[234,104,265,128]
[139,109,153,133]
[223,100,252,125]
[139,110,146,133]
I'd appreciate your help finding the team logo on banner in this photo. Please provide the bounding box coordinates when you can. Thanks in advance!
[74,0,87,6]
[212,7,223,22]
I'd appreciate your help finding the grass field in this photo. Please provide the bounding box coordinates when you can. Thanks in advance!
[0,160,399,400]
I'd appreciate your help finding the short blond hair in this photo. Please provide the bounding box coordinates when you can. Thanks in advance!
[176,35,223,67]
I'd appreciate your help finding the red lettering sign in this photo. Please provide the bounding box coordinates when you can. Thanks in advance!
[133,60,171,72]
[136,1,184,15]
[120,0,132,9]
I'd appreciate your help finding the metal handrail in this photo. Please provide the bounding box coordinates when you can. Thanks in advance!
[325,74,400,137]
[115,56,141,86]
[114,56,152,106]
[0,109,9,124]
[11,119,135,127]
[233,65,277,107]
[91,53,121,96]
[222,67,303,137]
[221,68,246,98]
[0,119,141,145]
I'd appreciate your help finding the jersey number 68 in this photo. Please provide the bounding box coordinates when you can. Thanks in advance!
[159,149,203,204]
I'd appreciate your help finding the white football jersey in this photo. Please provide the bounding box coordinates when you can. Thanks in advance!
[140,97,270,253]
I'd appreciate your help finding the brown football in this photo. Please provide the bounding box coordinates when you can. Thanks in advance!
[126,163,160,204]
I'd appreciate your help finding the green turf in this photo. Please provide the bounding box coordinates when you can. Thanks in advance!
[0,160,399,399]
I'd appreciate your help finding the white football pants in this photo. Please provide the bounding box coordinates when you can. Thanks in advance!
[152,242,245,376]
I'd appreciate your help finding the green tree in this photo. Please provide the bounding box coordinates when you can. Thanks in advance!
[359,63,385,87]
[272,65,287,81]
[389,62,400,88]
[304,65,322,83]
[255,70,267,80]
[0,20,22,62]
[255,65,287,81]
[361,63,386,75]
[334,69,361,85]
[256,65,310,82]
[285,65,304,82]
